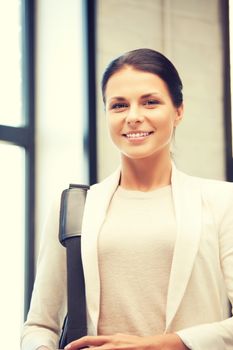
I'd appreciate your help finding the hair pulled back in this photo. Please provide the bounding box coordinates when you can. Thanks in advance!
[101,48,183,108]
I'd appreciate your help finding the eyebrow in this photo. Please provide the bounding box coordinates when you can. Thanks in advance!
[108,96,126,102]
[108,92,161,103]
[141,92,161,98]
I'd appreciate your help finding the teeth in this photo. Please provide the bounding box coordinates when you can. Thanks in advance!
[126,132,150,138]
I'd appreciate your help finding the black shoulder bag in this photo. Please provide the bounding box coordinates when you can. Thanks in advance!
[58,184,89,349]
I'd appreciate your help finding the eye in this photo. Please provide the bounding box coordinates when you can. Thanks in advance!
[143,99,160,108]
[110,102,128,111]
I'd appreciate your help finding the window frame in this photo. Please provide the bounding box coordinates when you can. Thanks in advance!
[0,0,36,318]
[223,0,233,181]
[83,0,98,185]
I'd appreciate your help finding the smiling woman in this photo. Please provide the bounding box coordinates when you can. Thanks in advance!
[21,49,233,350]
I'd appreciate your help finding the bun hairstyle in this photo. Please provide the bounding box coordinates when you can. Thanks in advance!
[101,48,183,108]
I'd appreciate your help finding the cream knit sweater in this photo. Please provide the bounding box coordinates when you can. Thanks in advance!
[98,185,176,336]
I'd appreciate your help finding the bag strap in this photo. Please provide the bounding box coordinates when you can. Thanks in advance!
[59,184,89,347]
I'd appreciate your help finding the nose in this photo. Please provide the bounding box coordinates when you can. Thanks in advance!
[126,105,144,125]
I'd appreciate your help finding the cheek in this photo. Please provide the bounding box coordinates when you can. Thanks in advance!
[107,115,122,133]
[107,117,115,133]
[106,118,120,143]
[153,112,175,130]
[154,113,176,142]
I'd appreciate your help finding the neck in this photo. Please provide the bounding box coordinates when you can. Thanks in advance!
[120,152,172,191]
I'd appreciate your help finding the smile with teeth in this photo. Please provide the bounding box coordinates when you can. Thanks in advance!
[123,131,153,139]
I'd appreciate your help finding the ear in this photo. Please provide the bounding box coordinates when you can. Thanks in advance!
[174,103,184,126]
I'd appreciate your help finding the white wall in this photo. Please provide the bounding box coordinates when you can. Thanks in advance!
[35,0,86,253]
[96,0,225,180]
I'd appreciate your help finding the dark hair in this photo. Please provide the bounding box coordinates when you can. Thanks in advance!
[101,48,183,107]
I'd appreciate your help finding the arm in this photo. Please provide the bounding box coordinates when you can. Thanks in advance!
[64,333,189,350]
[176,184,233,350]
[21,195,67,350]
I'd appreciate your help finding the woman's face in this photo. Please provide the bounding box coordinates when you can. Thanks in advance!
[105,67,183,162]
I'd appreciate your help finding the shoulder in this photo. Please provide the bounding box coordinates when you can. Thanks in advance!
[177,167,233,191]
[186,172,233,196]
[178,169,233,215]
[89,168,121,193]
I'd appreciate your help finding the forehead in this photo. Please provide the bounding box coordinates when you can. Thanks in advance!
[105,67,169,100]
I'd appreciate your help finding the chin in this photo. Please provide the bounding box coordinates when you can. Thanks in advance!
[122,152,155,161]
[122,147,171,162]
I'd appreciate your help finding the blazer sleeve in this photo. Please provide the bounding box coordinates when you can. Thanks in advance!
[176,183,233,350]
[21,195,67,350]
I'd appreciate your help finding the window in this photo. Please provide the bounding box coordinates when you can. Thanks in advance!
[0,143,25,347]
[0,1,22,126]
[0,1,97,348]
[0,0,35,348]
[35,0,97,248]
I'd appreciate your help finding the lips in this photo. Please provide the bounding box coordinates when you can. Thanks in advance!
[123,131,153,139]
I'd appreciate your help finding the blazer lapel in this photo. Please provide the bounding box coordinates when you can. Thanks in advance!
[165,166,202,331]
[81,168,121,334]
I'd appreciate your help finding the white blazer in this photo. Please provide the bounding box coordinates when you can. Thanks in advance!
[81,165,233,349]
[21,165,233,350]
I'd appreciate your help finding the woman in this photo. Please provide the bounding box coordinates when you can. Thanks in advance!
[21,49,233,350]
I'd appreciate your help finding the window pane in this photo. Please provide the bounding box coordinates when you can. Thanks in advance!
[0,0,22,126]
[36,0,86,244]
[0,142,25,349]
